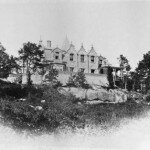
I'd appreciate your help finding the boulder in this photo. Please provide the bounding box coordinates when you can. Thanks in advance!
[86,89,98,100]
[69,87,87,99]
[110,89,127,103]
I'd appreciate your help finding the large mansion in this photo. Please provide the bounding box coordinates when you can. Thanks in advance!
[40,37,110,75]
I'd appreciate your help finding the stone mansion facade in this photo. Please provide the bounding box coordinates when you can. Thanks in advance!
[40,37,109,75]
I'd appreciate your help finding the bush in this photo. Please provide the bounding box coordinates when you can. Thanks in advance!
[66,74,76,87]
[144,94,150,102]
[0,84,25,98]
[0,82,44,99]
[52,80,63,89]
[44,68,58,83]
[66,71,91,89]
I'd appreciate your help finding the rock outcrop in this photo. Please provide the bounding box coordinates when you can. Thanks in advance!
[59,87,127,103]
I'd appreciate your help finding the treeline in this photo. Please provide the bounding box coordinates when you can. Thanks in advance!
[107,53,150,93]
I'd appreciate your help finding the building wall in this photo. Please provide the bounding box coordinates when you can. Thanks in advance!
[43,44,109,75]
[44,49,52,61]
[77,54,88,73]
[22,71,108,86]
[63,45,78,72]
[88,55,99,74]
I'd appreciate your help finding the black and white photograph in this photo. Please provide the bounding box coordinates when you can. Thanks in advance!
[0,0,150,150]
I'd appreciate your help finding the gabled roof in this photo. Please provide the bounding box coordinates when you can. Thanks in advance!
[78,44,87,55]
[52,47,62,53]
[88,45,98,56]
[66,43,77,53]
[99,55,106,60]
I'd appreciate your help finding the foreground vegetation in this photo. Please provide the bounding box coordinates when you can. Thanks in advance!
[0,80,149,134]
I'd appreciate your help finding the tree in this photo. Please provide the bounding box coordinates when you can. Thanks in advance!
[74,71,87,87]
[9,55,20,73]
[43,67,63,88]
[118,55,131,71]
[66,74,76,87]
[44,67,58,83]
[66,71,90,89]
[107,66,114,89]
[0,44,11,78]
[135,51,150,92]
[18,42,44,85]
[118,55,131,89]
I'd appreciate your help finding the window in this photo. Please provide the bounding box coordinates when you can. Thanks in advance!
[99,60,102,64]
[91,56,94,63]
[100,69,104,74]
[55,56,59,59]
[80,68,85,72]
[55,52,59,60]
[70,53,74,61]
[98,64,102,68]
[62,54,65,59]
[70,67,74,72]
[91,69,95,74]
[80,55,84,62]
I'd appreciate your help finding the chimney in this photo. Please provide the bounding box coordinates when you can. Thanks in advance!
[47,40,51,48]
[39,40,42,46]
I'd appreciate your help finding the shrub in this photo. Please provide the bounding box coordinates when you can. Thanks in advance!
[0,83,25,98]
[66,74,76,87]
[14,74,22,84]
[144,94,150,102]
[66,71,91,89]
[0,81,44,100]
[44,68,58,83]
[52,80,63,89]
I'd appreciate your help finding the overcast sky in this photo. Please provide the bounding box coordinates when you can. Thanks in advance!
[0,0,150,70]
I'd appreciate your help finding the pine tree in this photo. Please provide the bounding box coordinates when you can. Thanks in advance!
[18,42,44,85]
[135,51,150,92]
[67,71,90,88]
[0,44,11,78]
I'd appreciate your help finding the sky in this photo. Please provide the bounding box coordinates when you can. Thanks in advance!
[0,0,150,70]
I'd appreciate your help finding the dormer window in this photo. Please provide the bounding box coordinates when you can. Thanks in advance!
[70,53,74,61]
[55,52,59,60]
[91,56,94,63]
[99,60,102,64]
[81,55,84,62]
[55,56,59,59]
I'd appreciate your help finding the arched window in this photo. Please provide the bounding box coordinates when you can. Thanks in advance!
[70,53,74,61]
[81,55,84,62]
[91,56,94,63]
[55,52,59,60]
